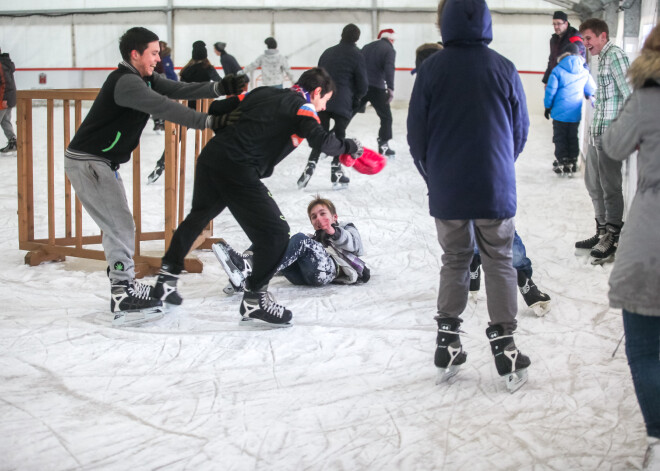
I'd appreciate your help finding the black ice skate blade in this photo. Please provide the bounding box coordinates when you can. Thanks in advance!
[212,242,245,288]
[435,365,460,384]
[504,368,528,393]
[591,254,615,266]
[112,306,164,327]
[238,317,292,330]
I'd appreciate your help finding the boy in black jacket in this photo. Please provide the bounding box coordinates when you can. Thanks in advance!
[155,67,363,328]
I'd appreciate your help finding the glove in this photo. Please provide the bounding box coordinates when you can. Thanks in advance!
[215,74,250,96]
[386,88,394,104]
[544,108,551,120]
[343,138,364,159]
[207,109,242,131]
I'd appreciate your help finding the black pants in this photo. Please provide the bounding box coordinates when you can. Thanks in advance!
[552,120,580,164]
[360,86,393,141]
[307,111,351,166]
[162,140,290,290]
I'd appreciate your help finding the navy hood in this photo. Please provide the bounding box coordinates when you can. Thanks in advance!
[441,0,492,46]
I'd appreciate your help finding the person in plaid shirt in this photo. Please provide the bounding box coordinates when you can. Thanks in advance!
[575,18,632,264]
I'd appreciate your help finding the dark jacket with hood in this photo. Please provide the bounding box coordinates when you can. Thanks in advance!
[317,39,368,119]
[407,0,529,220]
[542,25,586,84]
[361,38,395,90]
[0,52,17,108]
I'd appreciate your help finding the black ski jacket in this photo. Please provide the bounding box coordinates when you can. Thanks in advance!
[542,25,586,84]
[318,40,368,119]
[202,86,354,178]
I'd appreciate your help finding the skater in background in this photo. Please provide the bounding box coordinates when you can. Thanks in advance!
[297,23,368,190]
[213,42,243,76]
[64,27,246,317]
[151,40,177,132]
[542,10,586,87]
[602,24,660,469]
[147,40,221,184]
[469,231,551,316]
[215,195,369,294]
[544,42,595,176]
[0,47,17,154]
[244,37,294,89]
[154,68,363,328]
[360,28,396,158]
[574,18,631,264]
[407,0,531,390]
[411,42,443,75]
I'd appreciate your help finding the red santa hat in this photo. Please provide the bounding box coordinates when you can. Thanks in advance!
[377,28,395,40]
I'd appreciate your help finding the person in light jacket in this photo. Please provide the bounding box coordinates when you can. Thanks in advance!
[244,37,294,88]
[602,24,660,470]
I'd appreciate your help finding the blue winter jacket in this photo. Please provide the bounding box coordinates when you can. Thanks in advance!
[544,54,596,123]
[407,0,529,220]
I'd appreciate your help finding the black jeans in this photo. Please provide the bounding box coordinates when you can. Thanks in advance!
[307,111,351,166]
[552,120,580,164]
[360,86,393,141]
[163,141,290,290]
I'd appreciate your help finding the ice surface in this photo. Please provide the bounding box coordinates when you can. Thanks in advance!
[0,104,646,470]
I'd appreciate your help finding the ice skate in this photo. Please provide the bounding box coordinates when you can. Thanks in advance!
[297,161,316,189]
[153,264,183,305]
[563,160,577,177]
[434,317,467,384]
[212,240,252,291]
[575,220,607,251]
[239,288,292,328]
[378,138,395,159]
[643,438,660,470]
[517,271,551,317]
[222,281,242,296]
[590,224,621,265]
[0,137,17,154]
[110,280,164,327]
[153,118,165,133]
[486,324,530,393]
[147,159,164,184]
[331,163,349,190]
[469,254,481,301]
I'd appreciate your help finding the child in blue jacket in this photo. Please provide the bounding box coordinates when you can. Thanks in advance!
[544,43,596,175]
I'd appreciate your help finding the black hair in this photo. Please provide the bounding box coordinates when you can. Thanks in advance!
[265,37,278,49]
[119,27,159,61]
[341,24,361,43]
[296,67,336,97]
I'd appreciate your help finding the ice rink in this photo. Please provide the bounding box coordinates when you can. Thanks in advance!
[0,101,646,470]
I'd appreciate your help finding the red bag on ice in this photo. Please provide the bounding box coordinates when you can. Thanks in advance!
[339,147,387,175]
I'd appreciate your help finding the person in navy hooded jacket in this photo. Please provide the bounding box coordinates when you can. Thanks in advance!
[544,43,595,175]
[407,0,531,390]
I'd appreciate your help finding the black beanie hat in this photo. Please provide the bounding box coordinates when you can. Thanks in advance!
[562,43,580,55]
[192,40,207,60]
[341,24,361,43]
[265,37,277,49]
[553,11,568,22]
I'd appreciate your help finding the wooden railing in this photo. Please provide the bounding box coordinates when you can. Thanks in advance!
[16,89,218,277]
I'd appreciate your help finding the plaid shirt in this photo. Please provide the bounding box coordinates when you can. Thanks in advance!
[591,41,632,137]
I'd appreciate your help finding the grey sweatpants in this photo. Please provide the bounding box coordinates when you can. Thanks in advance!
[0,107,16,141]
[584,135,624,227]
[64,157,136,282]
[435,218,518,333]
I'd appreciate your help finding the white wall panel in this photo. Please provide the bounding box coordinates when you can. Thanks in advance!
[0,16,73,67]
[72,12,166,67]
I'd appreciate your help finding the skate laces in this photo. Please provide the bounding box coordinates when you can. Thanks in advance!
[593,231,614,253]
[130,281,153,299]
[260,291,286,318]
